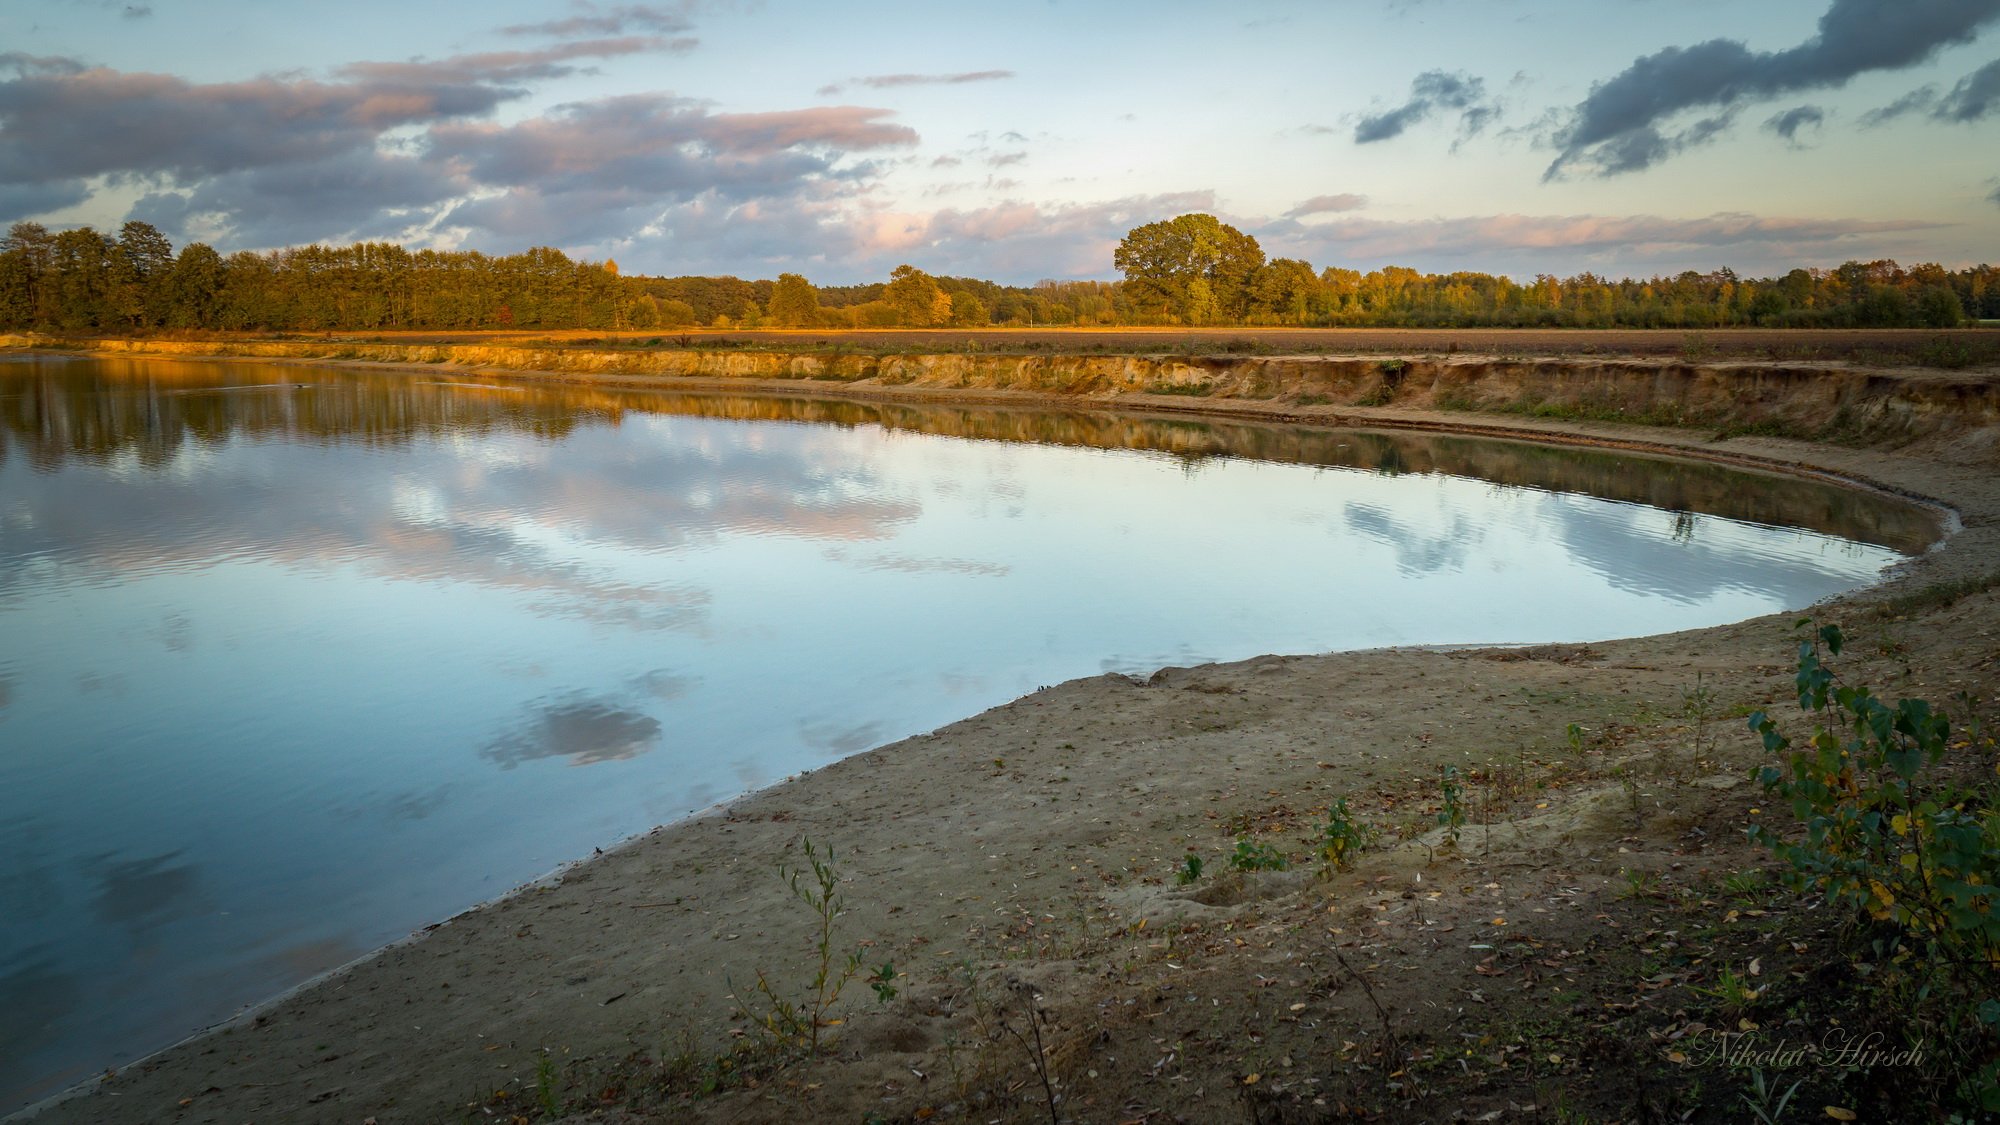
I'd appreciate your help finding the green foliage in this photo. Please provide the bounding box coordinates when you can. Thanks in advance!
[1228,837,1289,872]
[868,961,898,1005]
[1437,766,1466,846]
[1749,620,2000,1105]
[1176,853,1204,885]
[1319,797,1377,871]
[1112,212,1265,324]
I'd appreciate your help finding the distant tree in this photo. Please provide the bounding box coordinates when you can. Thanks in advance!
[948,289,989,327]
[884,264,952,327]
[164,243,225,329]
[767,272,820,327]
[1113,213,1264,324]
[1250,258,1320,323]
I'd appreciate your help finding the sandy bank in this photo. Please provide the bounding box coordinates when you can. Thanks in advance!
[12,342,2000,1123]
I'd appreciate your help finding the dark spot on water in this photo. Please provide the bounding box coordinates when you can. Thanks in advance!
[482,696,661,769]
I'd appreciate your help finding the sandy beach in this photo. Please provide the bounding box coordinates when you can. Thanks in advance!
[13,340,2000,1123]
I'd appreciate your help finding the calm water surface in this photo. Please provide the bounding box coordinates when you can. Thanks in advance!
[0,356,1932,1108]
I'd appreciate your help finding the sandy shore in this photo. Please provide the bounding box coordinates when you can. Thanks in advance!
[15,350,2000,1123]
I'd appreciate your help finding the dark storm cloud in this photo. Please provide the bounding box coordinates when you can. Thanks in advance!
[1353,70,1496,144]
[1764,104,1826,143]
[1548,0,2000,178]
[0,180,90,221]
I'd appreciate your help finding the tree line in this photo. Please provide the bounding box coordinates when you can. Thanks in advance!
[1,215,1993,335]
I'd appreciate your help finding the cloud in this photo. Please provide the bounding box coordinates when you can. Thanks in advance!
[819,70,1013,96]
[1354,70,1497,144]
[863,70,1013,88]
[1286,193,1368,217]
[0,42,670,190]
[501,1,695,37]
[1764,104,1826,143]
[0,42,914,246]
[0,179,91,220]
[127,152,460,247]
[1936,56,2000,119]
[0,54,87,78]
[1258,209,1949,276]
[1859,85,1940,125]
[336,37,683,86]
[1284,210,1940,255]
[1548,0,2000,178]
[430,96,916,248]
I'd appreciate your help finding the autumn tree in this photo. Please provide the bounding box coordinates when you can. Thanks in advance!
[884,264,952,327]
[1113,213,1265,324]
[768,272,820,327]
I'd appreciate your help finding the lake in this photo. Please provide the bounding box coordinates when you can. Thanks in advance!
[0,354,1932,1110]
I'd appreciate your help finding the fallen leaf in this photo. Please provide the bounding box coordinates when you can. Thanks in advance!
[1826,1110,1857,1121]
[1242,1073,1261,1085]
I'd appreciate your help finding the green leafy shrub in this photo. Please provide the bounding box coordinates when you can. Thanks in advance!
[1228,837,1289,872]
[1748,620,2000,1107]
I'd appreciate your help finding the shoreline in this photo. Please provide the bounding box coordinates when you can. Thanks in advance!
[12,342,2000,1123]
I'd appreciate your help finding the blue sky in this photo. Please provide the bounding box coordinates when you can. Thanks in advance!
[2,0,1997,282]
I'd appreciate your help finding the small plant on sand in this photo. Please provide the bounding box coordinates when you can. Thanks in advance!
[868,961,898,1005]
[1437,766,1466,846]
[729,837,863,1055]
[1176,853,1204,885]
[1229,837,1289,872]
[1319,797,1377,871]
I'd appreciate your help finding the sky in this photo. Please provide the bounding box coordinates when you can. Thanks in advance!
[2,0,1998,284]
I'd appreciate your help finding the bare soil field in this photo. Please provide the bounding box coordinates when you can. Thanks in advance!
[163,325,2000,367]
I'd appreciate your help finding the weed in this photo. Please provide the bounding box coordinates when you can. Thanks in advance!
[533,1052,562,1118]
[868,961,898,1005]
[729,837,863,1055]
[1437,766,1466,846]
[1176,853,1204,885]
[1148,381,1215,396]
[1565,722,1588,756]
[1737,1067,1802,1125]
[1319,797,1377,871]
[1682,671,1715,773]
[1618,867,1659,900]
[1229,837,1289,872]
[1691,965,1763,1015]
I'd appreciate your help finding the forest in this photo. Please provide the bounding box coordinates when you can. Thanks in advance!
[0,214,1993,335]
